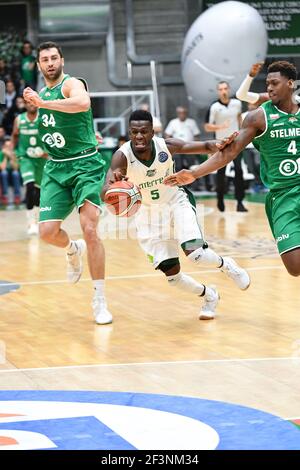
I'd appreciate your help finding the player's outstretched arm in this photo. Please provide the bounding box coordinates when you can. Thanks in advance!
[236,62,269,106]
[100,150,128,201]
[165,132,238,156]
[164,109,262,186]
[23,78,90,113]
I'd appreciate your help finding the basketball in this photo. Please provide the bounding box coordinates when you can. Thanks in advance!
[104,180,142,217]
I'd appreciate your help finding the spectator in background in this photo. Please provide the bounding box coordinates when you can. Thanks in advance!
[20,41,37,90]
[2,96,26,135]
[0,126,6,149]
[139,103,162,136]
[205,81,247,212]
[164,106,212,191]
[164,106,201,172]
[5,80,17,110]
[0,58,10,83]
[0,138,21,205]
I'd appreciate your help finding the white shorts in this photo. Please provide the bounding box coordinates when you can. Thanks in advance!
[135,189,204,268]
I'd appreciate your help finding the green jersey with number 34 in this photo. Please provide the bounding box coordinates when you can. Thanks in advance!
[39,74,97,161]
[253,100,300,191]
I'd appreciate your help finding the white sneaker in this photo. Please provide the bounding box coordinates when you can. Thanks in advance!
[221,257,250,290]
[92,297,113,325]
[27,223,39,236]
[66,239,86,283]
[199,286,219,320]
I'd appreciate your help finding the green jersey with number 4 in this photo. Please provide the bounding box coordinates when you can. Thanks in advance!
[16,112,44,158]
[253,100,300,191]
[39,74,97,161]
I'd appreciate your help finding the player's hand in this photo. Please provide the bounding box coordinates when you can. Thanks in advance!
[249,62,264,78]
[216,131,239,150]
[23,87,44,107]
[164,169,195,186]
[110,170,128,183]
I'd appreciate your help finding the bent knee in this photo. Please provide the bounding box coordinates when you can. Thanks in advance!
[39,223,58,242]
[157,258,180,276]
[81,223,99,242]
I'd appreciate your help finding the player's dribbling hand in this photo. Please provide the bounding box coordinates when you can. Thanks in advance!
[216,131,239,150]
[23,87,44,107]
[249,62,264,78]
[110,171,128,183]
[164,169,195,187]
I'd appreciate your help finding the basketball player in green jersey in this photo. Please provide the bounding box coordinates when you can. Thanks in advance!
[165,61,300,277]
[11,102,47,235]
[23,41,112,324]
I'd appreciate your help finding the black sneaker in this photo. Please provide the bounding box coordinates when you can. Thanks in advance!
[237,202,248,212]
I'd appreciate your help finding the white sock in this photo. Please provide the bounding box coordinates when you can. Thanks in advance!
[66,240,77,254]
[188,247,223,268]
[93,279,105,298]
[26,209,35,224]
[167,272,205,295]
[34,206,40,223]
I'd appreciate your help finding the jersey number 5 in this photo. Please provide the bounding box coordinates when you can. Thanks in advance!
[151,189,160,200]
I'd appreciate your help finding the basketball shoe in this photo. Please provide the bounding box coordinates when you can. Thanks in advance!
[27,223,39,236]
[92,296,113,325]
[66,239,86,283]
[199,286,219,320]
[221,257,250,290]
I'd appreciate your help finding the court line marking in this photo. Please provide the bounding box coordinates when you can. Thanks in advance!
[0,356,298,374]
[0,265,284,288]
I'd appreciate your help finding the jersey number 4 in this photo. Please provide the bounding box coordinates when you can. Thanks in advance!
[287,140,298,155]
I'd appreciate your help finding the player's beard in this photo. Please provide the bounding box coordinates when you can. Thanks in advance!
[43,63,63,82]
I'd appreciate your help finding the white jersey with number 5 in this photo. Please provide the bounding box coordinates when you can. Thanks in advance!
[120,136,179,205]
[119,136,203,268]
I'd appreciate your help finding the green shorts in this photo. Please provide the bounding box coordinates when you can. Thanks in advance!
[39,152,106,222]
[19,156,46,187]
[265,185,300,255]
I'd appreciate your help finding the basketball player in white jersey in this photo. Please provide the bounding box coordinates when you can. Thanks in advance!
[102,110,250,319]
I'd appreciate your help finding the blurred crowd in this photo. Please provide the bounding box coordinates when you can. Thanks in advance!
[0,34,37,206]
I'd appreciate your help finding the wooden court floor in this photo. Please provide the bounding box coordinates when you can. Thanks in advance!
[1,199,300,420]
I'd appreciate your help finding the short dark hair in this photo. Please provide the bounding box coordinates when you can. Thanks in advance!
[218,81,229,87]
[268,61,297,81]
[37,42,63,61]
[22,40,33,48]
[129,110,153,124]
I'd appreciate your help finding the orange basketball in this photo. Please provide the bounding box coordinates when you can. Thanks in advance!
[104,180,142,217]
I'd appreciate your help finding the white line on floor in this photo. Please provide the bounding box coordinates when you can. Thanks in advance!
[0,265,283,288]
[0,356,298,374]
